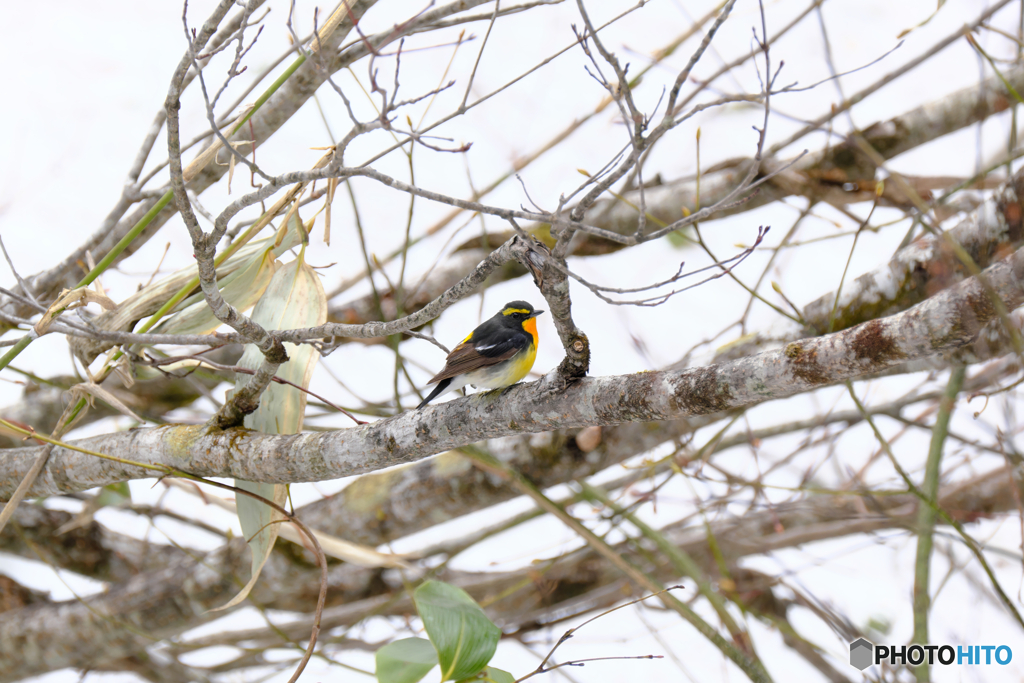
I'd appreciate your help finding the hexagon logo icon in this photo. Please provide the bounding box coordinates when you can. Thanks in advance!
[850,638,873,670]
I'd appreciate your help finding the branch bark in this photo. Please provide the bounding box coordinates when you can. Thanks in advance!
[5,238,1024,500]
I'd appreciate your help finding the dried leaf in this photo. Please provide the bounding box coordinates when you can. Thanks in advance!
[575,425,602,452]
[210,480,288,612]
[164,479,409,567]
[67,383,145,423]
[110,351,135,389]
[235,250,327,433]
[183,104,254,183]
[214,250,330,611]
[152,246,279,336]
[276,197,303,247]
[35,287,117,335]
[324,177,337,246]
[298,525,409,568]
[69,217,307,367]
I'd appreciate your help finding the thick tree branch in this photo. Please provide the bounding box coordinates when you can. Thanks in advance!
[711,165,1024,364]
[802,170,1024,331]
[295,358,1016,546]
[9,359,1014,593]
[6,241,1024,500]
[9,2,1024,680]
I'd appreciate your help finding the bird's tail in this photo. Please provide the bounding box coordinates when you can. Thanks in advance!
[417,378,453,409]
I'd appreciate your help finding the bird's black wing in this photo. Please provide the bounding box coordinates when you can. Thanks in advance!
[426,333,526,384]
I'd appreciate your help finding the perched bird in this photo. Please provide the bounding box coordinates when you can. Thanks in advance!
[417,300,544,408]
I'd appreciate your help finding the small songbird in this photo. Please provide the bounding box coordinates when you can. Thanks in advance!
[417,300,544,408]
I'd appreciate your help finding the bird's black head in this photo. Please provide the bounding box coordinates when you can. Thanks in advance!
[497,300,544,326]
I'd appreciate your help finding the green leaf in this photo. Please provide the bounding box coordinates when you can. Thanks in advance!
[375,637,438,683]
[95,481,131,507]
[414,581,501,681]
[666,226,694,248]
[457,667,515,683]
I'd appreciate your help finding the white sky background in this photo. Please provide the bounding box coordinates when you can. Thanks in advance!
[2,0,1024,681]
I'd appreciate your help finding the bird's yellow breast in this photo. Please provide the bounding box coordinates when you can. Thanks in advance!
[466,340,537,388]
[507,340,537,382]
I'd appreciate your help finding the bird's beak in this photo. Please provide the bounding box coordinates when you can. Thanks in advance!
[529,310,544,318]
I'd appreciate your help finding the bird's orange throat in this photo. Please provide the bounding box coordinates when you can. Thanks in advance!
[523,317,538,346]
